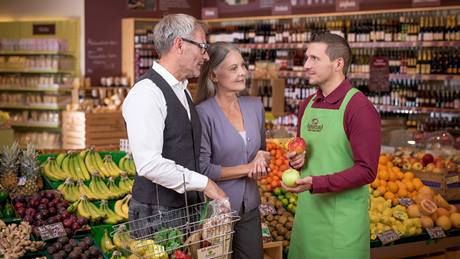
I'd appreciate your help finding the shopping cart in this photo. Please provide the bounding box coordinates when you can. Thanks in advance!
[112,173,240,259]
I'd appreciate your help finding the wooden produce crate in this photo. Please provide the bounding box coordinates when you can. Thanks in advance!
[413,170,460,201]
[62,111,127,150]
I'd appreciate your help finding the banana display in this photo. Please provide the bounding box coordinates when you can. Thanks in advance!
[41,149,137,182]
[58,173,134,202]
[67,195,129,225]
[118,153,136,176]
[114,194,131,221]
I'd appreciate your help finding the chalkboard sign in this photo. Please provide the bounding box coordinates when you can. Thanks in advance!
[38,222,66,241]
[377,230,400,245]
[259,204,277,216]
[33,24,56,35]
[426,227,446,239]
[369,56,390,93]
[397,198,414,207]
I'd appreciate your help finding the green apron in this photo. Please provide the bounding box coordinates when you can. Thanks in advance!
[288,88,370,259]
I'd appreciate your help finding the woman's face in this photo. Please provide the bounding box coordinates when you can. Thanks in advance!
[213,50,247,93]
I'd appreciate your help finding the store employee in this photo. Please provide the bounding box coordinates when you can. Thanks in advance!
[283,32,381,259]
[122,14,226,222]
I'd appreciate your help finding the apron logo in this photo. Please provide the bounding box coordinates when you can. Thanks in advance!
[307,118,323,132]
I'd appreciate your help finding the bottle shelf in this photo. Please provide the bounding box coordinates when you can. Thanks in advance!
[275,70,460,80]
[236,41,460,50]
[0,69,73,74]
[11,121,60,129]
[0,51,74,56]
[0,103,67,111]
[374,105,459,114]
[0,85,72,92]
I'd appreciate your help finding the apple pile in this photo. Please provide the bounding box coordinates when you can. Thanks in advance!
[392,150,459,174]
[12,190,88,237]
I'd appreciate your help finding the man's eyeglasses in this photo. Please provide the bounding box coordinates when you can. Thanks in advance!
[181,38,209,54]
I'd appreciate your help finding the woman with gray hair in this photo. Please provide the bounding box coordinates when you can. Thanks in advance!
[195,42,269,259]
[123,13,226,233]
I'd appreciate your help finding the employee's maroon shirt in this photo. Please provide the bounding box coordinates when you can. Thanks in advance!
[297,78,381,193]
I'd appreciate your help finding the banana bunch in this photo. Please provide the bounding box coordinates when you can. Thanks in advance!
[42,157,70,181]
[119,153,136,176]
[84,149,110,177]
[77,180,99,201]
[103,155,122,178]
[99,200,125,224]
[108,177,128,198]
[101,229,116,253]
[114,194,131,220]
[89,173,120,200]
[60,152,91,181]
[74,195,105,223]
[112,225,133,250]
[57,178,80,202]
[118,172,134,193]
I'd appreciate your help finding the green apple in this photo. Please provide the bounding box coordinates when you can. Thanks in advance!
[282,168,300,187]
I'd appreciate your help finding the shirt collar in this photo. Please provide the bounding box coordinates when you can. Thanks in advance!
[314,78,352,104]
[152,61,188,90]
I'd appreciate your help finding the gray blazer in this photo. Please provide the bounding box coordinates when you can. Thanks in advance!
[196,96,266,214]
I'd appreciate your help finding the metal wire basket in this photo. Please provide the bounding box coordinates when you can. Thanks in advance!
[112,171,240,258]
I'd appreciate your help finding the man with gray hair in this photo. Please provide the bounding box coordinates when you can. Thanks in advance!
[123,14,227,225]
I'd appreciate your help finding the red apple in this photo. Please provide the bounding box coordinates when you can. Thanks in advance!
[282,168,300,187]
[287,137,307,155]
[422,153,434,167]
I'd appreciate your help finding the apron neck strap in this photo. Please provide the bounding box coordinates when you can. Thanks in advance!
[338,88,359,112]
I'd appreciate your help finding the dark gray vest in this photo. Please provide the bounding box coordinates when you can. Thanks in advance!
[130,69,202,208]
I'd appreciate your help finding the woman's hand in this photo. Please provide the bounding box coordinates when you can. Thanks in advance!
[248,150,271,180]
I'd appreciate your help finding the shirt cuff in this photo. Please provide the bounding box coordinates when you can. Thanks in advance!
[188,171,209,192]
[311,176,328,193]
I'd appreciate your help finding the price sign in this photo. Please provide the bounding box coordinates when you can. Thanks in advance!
[369,56,390,93]
[259,204,277,216]
[37,222,66,241]
[377,230,400,245]
[426,227,446,239]
[17,176,27,186]
[397,198,414,207]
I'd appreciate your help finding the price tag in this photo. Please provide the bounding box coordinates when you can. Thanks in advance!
[426,227,446,239]
[377,230,400,245]
[397,198,414,207]
[446,176,459,185]
[37,222,66,241]
[259,204,277,216]
[17,176,27,186]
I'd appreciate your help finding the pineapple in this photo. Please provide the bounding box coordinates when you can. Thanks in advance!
[0,142,20,192]
[13,143,43,196]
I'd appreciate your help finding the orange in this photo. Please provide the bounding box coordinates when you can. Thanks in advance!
[384,191,395,201]
[388,171,398,182]
[379,155,389,165]
[386,162,394,168]
[378,170,389,181]
[275,159,283,166]
[387,182,399,193]
[380,180,388,187]
[396,171,404,180]
[392,166,401,174]
[404,172,415,180]
[371,179,381,189]
[397,188,409,198]
[405,182,415,192]
[377,186,387,194]
[412,178,424,190]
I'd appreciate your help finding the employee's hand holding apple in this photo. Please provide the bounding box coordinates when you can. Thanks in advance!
[287,137,307,170]
[281,168,312,193]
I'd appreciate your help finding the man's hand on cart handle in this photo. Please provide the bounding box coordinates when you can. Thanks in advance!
[204,179,227,200]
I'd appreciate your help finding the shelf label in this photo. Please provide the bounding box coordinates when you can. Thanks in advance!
[202,7,218,19]
[447,176,459,185]
[336,0,360,12]
[426,227,446,239]
[377,230,400,245]
[33,24,56,35]
[369,56,390,93]
[397,198,414,207]
[272,3,291,15]
[38,222,66,241]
